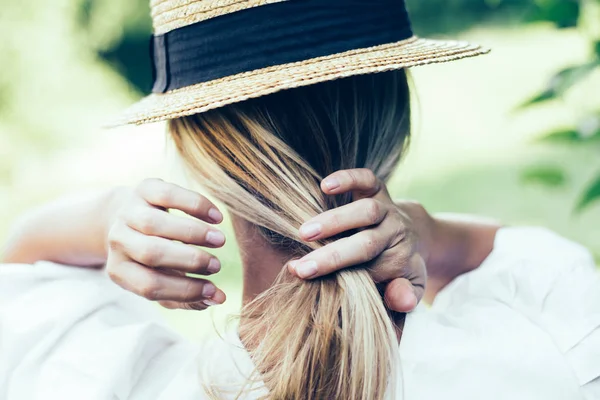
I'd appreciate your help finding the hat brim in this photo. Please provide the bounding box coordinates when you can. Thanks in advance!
[111,36,489,127]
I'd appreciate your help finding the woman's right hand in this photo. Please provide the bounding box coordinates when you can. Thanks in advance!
[288,169,429,313]
[105,178,227,310]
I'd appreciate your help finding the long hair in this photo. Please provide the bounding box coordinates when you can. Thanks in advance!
[169,69,411,400]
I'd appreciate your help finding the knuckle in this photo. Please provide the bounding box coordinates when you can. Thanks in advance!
[393,212,407,233]
[191,195,209,214]
[326,213,342,231]
[190,250,208,270]
[363,169,378,187]
[139,274,161,300]
[183,222,196,244]
[138,240,164,267]
[347,170,359,187]
[181,280,197,303]
[330,249,343,271]
[185,222,204,244]
[395,244,412,265]
[106,265,121,284]
[153,186,173,205]
[364,199,381,225]
[136,209,158,234]
[361,232,380,261]
[390,217,409,247]
[107,226,123,253]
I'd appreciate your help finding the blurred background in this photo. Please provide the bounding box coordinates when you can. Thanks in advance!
[1,0,599,341]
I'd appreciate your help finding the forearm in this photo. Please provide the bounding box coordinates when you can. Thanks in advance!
[1,187,126,266]
[424,213,501,302]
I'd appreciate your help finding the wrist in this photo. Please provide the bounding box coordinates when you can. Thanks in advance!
[426,217,464,279]
[429,214,500,277]
[102,187,131,253]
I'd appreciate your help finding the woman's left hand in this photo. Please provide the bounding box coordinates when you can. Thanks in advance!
[288,168,432,313]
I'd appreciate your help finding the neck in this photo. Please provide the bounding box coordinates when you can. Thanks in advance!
[231,216,290,305]
[231,214,405,343]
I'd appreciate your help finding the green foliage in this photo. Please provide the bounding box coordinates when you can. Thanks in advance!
[78,0,596,97]
[520,0,600,213]
[577,174,600,211]
[520,62,599,107]
[538,128,593,143]
[528,0,580,28]
[537,115,600,144]
[77,0,153,94]
[521,165,567,187]
[405,0,530,35]
[528,114,600,211]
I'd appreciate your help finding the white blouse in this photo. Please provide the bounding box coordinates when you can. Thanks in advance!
[0,227,599,400]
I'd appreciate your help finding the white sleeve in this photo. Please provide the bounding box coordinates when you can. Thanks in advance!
[432,227,600,399]
[0,261,178,400]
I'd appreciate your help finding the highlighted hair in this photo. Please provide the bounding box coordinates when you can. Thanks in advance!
[169,70,411,399]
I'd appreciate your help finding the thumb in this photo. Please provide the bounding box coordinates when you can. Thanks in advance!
[384,278,418,313]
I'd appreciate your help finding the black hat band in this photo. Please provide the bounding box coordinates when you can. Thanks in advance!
[151,0,413,94]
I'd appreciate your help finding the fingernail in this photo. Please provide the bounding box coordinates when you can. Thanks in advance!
[208,208,223,223]
[288,260,298,271]
[408,294,418,311]
[206,231,225,246]
[202,283,217,298]
[324,178,340,191]
[299,222,322,240]
[207,258,221,274]
[296,260,318,279]
[202,299,219,307]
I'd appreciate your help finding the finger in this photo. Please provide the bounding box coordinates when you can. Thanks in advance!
[158,289,227,310]
[384,278,418,313]
[126,206,226,248]
[290,229,389,279]
[136,178,223,224]
[107,258,222,303]
[109,225,221,275]
[159,300,210,311]
[382,252,426,309]
[299,198,388,241]
[320,168,383,199]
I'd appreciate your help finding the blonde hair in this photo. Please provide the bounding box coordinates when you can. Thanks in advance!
[169,70,411,400]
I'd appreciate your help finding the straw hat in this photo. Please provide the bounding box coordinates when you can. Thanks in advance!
[114,0,489,126]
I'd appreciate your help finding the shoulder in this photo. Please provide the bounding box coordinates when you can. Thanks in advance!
[0,261,262,400]
[491,226,594,267]
[434,226,596,306]
[403,227,600,399]
[0,261,203,399]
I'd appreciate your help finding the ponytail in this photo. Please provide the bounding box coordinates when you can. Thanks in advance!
[169,69,410,399]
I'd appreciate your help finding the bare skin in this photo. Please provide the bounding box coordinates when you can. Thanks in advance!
[233,169,499,309]
[1,169,499,313]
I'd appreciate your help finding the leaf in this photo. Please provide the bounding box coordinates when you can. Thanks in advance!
[521,90,556,107]
[519,62,599,108]
[576,173,600,211]
[595,41,600,60]
[521,166,567,187]
[536,116,600,144]
[537,129,582,143]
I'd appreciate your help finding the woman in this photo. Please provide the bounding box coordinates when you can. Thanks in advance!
[2,1,599,400]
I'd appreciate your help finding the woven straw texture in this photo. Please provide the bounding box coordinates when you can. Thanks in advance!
[151,0,286,34]
[113,36,489,126]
